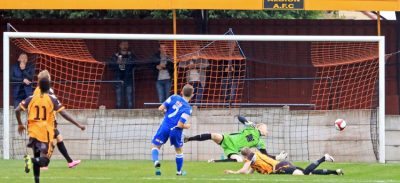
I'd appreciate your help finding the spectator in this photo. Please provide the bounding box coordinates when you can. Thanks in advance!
[11,53,34,108]
[109,41,136,109]
[222,61,238,102]
[222,42,239,103]
[153,44,174,103]
[179,45,209,104]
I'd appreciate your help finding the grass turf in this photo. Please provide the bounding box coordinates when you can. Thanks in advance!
[0,160,400,183]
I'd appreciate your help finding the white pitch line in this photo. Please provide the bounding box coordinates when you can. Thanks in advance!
[0,176,112,180]
[142,177,400,183]
[1,176,399,183]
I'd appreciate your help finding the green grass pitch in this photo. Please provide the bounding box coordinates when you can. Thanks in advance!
[1,160,400,183]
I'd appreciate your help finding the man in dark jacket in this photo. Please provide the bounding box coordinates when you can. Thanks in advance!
[153,44,174,103]
[109,41,136,109]
[11,53,34,108]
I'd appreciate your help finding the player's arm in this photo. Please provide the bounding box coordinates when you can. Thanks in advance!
[158,104,167,113]
[259,149,276,159]
[159,95,174,113]
[15,96,32,135]
[237,116,255,127]
[176,112,191,129]
[59,110,85,131]
[224,161,252,174]
[50,95,85,131]
[176,121,191,129]
[15,105,25,135]
[259,148,288,161]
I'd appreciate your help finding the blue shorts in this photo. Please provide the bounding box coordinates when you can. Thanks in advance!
[152,125,183,148]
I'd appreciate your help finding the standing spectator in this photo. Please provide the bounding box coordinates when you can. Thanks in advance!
[222,42,239,103]
[11,53,34,108]
[179,45,209,104]
[153,44,174,103]
[109,41,136,109]
[222,62,238,102]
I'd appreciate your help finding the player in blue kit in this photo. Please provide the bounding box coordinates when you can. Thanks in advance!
[151,84,194,176]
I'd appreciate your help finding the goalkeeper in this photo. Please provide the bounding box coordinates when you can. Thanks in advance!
[184,116,287,162]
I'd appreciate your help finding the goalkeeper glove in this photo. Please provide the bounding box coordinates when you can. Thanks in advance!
[245,121,256,127]
[275,151,288,161]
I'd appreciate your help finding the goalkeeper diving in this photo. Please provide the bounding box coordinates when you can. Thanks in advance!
[184,116,287,162]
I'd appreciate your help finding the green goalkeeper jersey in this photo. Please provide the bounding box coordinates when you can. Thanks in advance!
[221,126,266,156]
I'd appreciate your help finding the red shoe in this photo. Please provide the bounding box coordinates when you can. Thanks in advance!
[68,160,81,168]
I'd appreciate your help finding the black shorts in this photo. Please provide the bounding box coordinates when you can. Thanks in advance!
[275,161,297,174]
[53,120,60,139]
[54,129,60,139]
[27,138,54,157]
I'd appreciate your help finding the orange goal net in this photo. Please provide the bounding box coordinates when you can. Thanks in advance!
[161,38,246,108]
[12,38,105,109]
[311,42,379,110]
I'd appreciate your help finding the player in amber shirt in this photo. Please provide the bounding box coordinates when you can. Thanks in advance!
[32,87,83,169]
[224,148,343,176]
[15,70,85,183]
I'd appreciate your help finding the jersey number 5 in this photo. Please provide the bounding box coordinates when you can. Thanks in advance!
[34,105,47,120]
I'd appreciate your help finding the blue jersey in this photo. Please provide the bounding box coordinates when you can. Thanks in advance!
[161,95,192,128]
[152,95,192,148]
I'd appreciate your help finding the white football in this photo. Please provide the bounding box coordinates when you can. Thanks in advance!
[334,119,346,131]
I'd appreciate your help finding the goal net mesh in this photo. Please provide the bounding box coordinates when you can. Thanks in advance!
[3,34,381,163]
[12,38,105,109]
[311,42,379,110]
[161,39,246,107]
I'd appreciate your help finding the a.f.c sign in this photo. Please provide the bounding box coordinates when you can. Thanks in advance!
[264,0,304,10]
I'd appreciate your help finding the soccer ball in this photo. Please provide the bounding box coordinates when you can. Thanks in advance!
[334,119,346,131]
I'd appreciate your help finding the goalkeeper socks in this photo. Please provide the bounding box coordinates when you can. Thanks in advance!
[303,157,324,174]
[188,134,211,141]
[57,141,73,163]
[175,153,184,172]
[312,169,338,175]
[151,148,159,163]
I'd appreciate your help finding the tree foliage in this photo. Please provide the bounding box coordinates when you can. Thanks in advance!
[0,10,324,19]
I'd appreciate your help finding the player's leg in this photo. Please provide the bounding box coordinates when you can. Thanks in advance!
[311,169,344,175]
[151,144,162,175]
[151,125,169,175]
[303,154,334,175]
[151,144,162,166]
[212,153,243,163]
[32,148,41,183]
[175,148,185,175]
[55,132,81,168]
[170,130,185,175]
[184,133,223,144]
[275,161,302,175]
[151,128,169,165]
[28,140,51,183]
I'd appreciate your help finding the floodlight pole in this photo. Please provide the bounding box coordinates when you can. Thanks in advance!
[173,10,178,95]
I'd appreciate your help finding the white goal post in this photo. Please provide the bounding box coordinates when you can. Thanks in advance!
[2,32,386,163]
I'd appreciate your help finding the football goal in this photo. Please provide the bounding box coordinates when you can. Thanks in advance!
[1,32,386,163]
